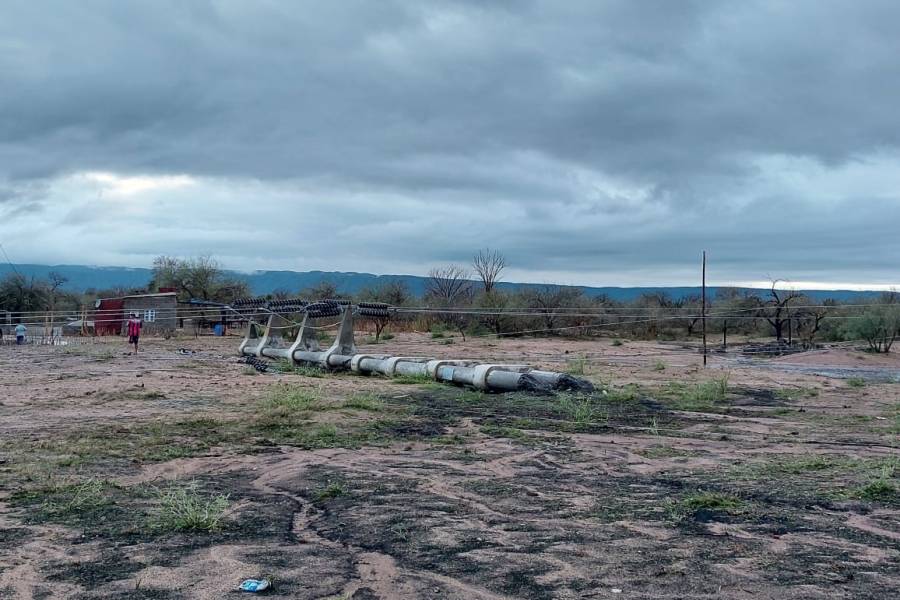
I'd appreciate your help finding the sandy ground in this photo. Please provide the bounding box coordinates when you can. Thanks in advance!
[0,332,897,599]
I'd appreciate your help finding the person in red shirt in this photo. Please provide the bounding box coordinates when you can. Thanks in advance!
[126,313,142,354]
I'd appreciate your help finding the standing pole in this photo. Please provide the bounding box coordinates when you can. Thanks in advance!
[723,319,727,350]
[701,251,707,366]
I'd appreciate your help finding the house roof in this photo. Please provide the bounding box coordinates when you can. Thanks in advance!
[120,292,178,300]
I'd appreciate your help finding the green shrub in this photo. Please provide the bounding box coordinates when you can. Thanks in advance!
[843,304,900,353]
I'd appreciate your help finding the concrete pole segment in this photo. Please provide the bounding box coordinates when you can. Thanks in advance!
[239,302,593,393]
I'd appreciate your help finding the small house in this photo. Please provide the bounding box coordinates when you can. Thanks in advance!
[122,292,177,335]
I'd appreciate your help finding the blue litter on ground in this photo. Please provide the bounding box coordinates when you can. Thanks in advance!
[239,579,271,593]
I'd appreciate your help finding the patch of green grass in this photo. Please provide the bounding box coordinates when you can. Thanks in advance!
[439,338,454,345]
[565,356,587,376]
[774,386,819,400]
[669,491,743,520]
[152,483,229,532]
[636,445,693,459]
[432,432,469,445]
[846,377,866,388]
[889,403,900,433]
[852,461,898,501]
[261,385,321,415]
[276,361,326,377]
[392,373,433,385]
[750,455,842,476]
[456,389,486,403]
[556,393,608,425]
[29,479,112,518]
[602,382,640,404]
[611,339,624,347]
[430,331,445,339]
[381,333,395,341]
[299,424,341,447]
[652,360,666,371]
[29,417,237,468]
[344,392,384,411]
[298,365,329,377]
[243,366,259,376]
[855,476,897,501]
[682,491,742,511]
[664,376,729,412]
[509,417,543,430]
[314,481,346,502]
[480,425,527,439]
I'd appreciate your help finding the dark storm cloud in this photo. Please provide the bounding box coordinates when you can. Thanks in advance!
[1,0,899,284]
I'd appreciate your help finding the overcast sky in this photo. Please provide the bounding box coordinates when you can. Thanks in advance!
[1,1,899,289]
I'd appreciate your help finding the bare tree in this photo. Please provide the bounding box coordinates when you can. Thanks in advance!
[46,271,68,335]
[425,266,473,339]
[358,281,411,341]
[472,248,507,294]
[521,285,584,332]
[425,266,472,305]
[795,303,828,346]
[761,280,802,340]
[680,295,703,337]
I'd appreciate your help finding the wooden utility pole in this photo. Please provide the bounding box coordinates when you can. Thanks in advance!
[701,251,707,366]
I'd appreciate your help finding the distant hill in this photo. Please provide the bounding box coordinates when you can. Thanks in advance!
[1,263,884,303]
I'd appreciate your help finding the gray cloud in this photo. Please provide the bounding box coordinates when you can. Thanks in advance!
[1,0,899,286]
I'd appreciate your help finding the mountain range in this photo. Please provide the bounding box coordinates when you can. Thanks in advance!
[1,263,885,303]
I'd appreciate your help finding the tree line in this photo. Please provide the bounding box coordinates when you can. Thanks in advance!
[0,252,897,353]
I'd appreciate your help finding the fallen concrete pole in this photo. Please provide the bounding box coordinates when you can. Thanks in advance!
[236,301,593,393]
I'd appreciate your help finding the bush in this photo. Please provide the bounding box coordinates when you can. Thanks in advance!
[844,305,900,353]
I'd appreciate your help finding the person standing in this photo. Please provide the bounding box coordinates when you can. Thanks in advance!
[126,313,142,354]
[15,322,26,345]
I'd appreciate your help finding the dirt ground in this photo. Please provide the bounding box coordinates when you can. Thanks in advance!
[0,333,897,599]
